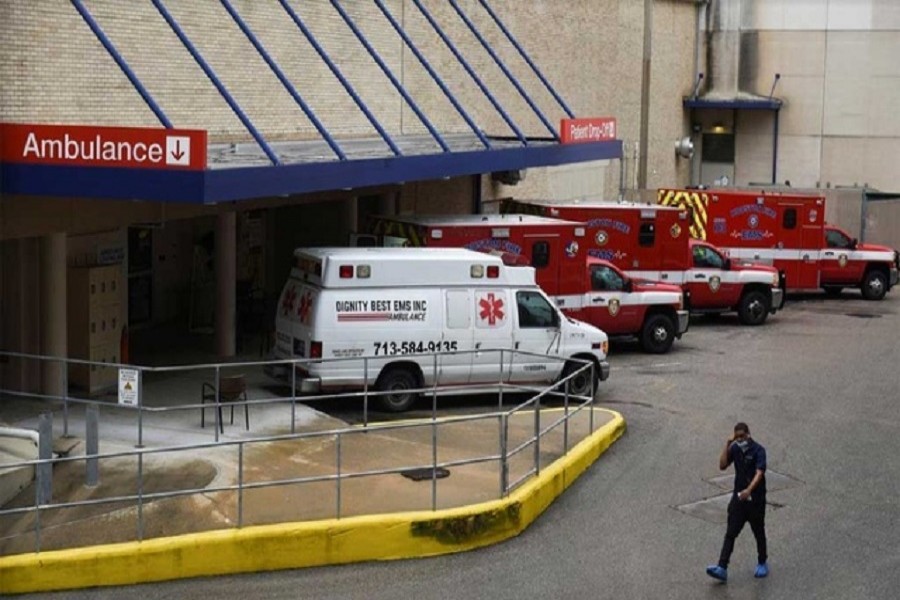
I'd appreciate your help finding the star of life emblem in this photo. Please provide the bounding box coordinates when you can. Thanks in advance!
[478,293,505,326]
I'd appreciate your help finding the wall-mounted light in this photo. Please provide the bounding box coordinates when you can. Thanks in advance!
[675,137,694,159]
[711,123,728,134]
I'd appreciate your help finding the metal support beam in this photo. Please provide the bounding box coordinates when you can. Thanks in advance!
[220,0,346,161]
[330,0,449,153]
[373,0,490,149]
[449,0,558,140]
[151,0,281,165]
[70,0,173,128]
[476,0,575,119]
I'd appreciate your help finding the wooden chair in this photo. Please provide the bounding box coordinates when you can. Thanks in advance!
[201,375,250,433]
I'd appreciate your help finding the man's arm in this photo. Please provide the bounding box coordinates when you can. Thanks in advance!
[718,436,734,470]
[737,469,765,501]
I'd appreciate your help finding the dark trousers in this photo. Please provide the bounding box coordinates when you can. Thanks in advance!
[718,495,767,568]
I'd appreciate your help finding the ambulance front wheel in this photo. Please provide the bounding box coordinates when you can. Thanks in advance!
[375,366,421,412]
[640,313,675,354]
[861,270,888,301]
[559,360,598,399]
[738,289,770,325]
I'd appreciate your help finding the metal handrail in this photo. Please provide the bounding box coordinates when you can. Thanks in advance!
[0,358,598,553]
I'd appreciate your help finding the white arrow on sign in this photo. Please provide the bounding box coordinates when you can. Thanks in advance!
[166,136,191,166]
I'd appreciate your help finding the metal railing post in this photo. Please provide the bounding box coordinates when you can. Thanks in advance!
[237,442,244,528]
[363,357,369,428]
[136,369,144,448]
[336,431,342,519]
[534,393,541,475]
[498,349,504,409]
[500,413,509,496]
[37,412,53,505]
[34,488,41,553]
[61,360,69,437]
[563,379,570,454]
[214,365,221,442]
[86,404,99,487]
[589,364,595,434]
[291,362,297,434]
[137,452,144,541]
[431,354,438,420]
[431,418,438,511]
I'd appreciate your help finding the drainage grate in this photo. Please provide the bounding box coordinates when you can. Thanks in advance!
[705,469,803,494]
[674,494,785,525]
[401,467,450,482]
[845,313,881,319]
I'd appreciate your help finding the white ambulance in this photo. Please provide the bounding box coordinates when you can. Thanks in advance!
[270,247,610,411]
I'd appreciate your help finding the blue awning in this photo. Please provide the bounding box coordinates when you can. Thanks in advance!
[1,134,621,204]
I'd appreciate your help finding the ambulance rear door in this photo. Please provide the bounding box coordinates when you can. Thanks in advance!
[523,235,561,294]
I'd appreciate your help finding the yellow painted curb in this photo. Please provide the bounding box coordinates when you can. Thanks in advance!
[0,409,625,595]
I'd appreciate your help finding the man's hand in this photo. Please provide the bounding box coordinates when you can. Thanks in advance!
[737,489,751,501]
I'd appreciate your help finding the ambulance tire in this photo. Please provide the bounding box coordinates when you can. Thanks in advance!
[738,289,770,326]
[861,270,888,301]
[640,313,676,354]
[559,360,598,399]
[375,367,420,413]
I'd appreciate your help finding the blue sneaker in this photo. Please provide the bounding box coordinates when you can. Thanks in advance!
[755,563,769,578]
[706,565,728,582]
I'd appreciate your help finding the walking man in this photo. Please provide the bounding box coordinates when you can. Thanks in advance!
[706,422,768,582]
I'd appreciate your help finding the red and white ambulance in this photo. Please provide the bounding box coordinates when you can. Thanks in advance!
[658,188,900,300]
[500,199,785,325]
[369,214,690,352]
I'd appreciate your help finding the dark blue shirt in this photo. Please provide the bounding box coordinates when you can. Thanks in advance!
[728,438,766,498]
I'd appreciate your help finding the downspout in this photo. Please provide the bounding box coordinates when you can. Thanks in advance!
[692,0,709,187]
[637,0,652,190]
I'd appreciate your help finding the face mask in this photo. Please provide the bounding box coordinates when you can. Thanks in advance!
[735,439,750,451]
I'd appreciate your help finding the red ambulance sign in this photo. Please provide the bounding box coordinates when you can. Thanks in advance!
[0,123,207,170]
[560,117,617,144]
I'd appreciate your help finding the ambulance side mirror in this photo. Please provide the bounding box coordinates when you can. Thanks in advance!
[624,278,634,293]
[851,238,858,249]
[724,258,732,270]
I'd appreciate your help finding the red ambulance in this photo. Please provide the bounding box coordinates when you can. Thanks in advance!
[658,188,900,300]
[369,214,690,353]
[500,199,785,325]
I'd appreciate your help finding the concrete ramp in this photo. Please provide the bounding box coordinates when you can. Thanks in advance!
[0,427,39,507]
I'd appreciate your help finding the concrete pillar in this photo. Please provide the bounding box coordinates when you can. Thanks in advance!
[40,233,66,397]
[377,193,396,217]
[216,211,236,358]
[344,197,359,234]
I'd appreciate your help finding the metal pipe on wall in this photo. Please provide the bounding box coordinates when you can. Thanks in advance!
[637,0,653,190]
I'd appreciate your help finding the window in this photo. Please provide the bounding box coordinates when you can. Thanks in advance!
[531,241,550,268]
[701,133,735,163]
[825,229,851,249]
[783,208,797,230]
[639,222,655,247]
[516,291,558,328]
[692,245,725,269]
[445,290,470,329]
[590,266,625,291]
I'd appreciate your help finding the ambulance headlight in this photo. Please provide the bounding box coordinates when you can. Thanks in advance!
[772,273,779,287]
[677,293,684,310]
